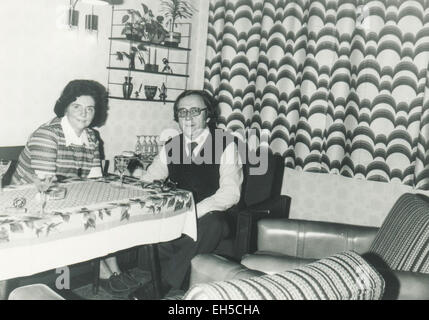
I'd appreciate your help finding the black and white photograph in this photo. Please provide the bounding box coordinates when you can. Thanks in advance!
[0,0,429,305]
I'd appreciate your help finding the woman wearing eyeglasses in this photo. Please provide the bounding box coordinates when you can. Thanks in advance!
[130,90,244,300]
[12,80,107,185]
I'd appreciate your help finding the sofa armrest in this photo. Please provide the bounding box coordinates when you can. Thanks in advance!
[245,194,291,217]
[234,195,291,259]
[189,254,265,287]
[257,218,379,259]
[382,270,429,300]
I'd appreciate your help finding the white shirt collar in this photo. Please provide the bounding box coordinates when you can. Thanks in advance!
[61,116,90,147]
[184,127,210,155]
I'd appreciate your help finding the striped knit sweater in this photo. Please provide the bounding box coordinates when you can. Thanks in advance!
[12,117,101,184]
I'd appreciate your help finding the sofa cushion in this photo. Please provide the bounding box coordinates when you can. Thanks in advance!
[184,251,384,300]
[369,193,429,273]
[257,218,379,258]
[241,251,317,274]
[189,254,265,287]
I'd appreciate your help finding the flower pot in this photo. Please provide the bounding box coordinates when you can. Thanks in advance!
[164,31,181,47]
[147,32,166,44]
[122,77,133,99]
[125,33,142,41]
[144,85,158,100]
[144,64,159,73]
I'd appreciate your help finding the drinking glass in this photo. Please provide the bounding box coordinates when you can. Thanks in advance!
[151,136,158,159]
[33,174,55,216]
[138,136,145,159]
[0,160,11,193]
[143,136,151,160]
[135,135,142,155]
[114,155,131,189]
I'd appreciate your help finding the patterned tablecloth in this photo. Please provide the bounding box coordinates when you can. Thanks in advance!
[0,176,196,281]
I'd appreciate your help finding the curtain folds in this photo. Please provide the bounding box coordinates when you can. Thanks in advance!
[204,0,429,189]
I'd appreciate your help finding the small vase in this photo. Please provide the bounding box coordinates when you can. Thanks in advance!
[144,85,158,100]
[129,53,136,70]
[122,77,133,99]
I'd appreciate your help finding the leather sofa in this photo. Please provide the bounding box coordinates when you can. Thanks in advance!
[189,214,429,299]
[10,210,428,300]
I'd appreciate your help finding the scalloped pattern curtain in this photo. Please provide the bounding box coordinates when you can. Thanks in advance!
[204,0,429,189]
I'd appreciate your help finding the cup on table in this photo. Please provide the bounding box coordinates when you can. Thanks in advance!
[0,159,12,193]
[114,155,132,189]
[32,173,55,216]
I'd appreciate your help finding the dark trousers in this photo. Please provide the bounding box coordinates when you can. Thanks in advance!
[158,211,226,289]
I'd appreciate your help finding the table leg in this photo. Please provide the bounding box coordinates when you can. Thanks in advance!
[147,244,161,299]
[0,279,18,300]
[92,258,101,295]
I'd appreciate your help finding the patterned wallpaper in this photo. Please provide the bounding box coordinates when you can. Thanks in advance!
[98,98,179,163]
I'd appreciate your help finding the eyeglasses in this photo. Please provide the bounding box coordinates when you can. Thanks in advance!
[177,107,207,118]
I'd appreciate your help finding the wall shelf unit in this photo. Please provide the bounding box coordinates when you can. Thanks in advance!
[106,6,191,103]
[108,37,191,51]
[107,96,176,103]
[106,66,190,78]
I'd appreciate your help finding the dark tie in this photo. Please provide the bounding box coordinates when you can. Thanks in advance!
[189,142,198,155]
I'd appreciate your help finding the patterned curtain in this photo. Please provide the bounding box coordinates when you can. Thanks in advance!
[204,0,429,189]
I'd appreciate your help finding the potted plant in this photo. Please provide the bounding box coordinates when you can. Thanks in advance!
[160,0,196,47]
[121,3,168,43]
[116,45,160,72]
[116,44,147,70]
[121,10,144,41]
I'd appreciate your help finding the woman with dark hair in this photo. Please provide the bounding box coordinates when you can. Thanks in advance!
[12,79,108,184]
[12,80,137,293]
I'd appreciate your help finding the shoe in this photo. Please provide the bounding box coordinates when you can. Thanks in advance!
[119,271,140,289]
[128,279,172,300]
[99,273,129,294]
[128,282,158,300]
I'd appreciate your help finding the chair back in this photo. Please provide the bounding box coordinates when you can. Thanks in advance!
[241,149,284,207]
[0,146,24,186]
[222,148,285,241]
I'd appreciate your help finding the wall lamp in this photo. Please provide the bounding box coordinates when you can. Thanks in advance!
[67,0,109,30]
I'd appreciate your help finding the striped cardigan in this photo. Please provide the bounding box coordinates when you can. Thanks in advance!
[12,117,101,184]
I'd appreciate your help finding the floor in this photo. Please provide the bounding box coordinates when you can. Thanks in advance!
[66,268,184,300]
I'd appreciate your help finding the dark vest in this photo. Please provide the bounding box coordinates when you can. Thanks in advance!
[165,129,237,203]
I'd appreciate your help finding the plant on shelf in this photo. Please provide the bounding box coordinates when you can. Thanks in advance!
[116,45,160,72]
[160,0,196,47]
[116,44,147,70]
[121,3,168,43]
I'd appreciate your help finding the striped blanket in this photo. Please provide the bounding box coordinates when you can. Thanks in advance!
[369,193,429,273]
[184,251,384,300]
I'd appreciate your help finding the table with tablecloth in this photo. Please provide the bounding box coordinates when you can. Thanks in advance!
[0,176,196,281]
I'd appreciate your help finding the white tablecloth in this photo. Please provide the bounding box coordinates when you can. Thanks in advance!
[0,178,197,280]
